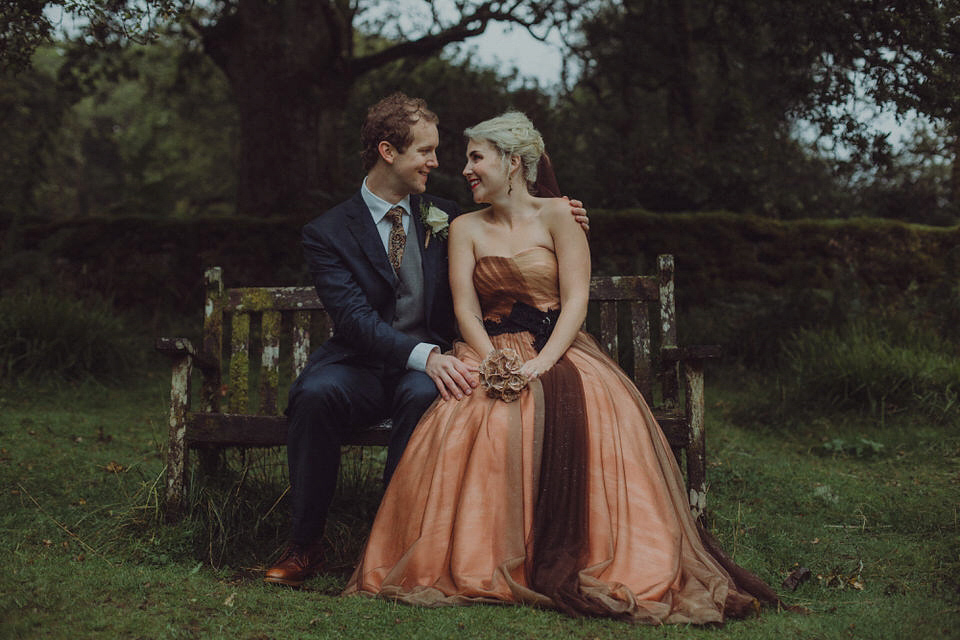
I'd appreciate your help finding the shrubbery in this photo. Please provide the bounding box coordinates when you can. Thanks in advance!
[0,289,139,383]
[781,318,960,422]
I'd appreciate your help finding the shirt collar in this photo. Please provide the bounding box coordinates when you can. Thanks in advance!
[362,177,411,224]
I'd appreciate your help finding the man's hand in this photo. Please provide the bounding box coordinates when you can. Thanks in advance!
[563,196,589,233]
[426,350,478,401]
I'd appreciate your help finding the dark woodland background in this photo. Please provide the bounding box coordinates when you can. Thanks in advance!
[2,0,959,374]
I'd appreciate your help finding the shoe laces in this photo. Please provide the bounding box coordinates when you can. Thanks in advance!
[279,543,319,568]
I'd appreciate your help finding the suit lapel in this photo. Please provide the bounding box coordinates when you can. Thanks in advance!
[346,192,397,287]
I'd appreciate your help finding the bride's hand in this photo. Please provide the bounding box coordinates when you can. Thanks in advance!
[520,356,555,381]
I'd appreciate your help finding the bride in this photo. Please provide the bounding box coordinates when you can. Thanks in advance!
[344,111,779,624]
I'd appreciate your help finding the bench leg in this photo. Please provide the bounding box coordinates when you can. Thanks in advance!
[682,360,707,524]
[164,354,193,522]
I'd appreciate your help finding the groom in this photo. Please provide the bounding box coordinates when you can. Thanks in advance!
[265,93,585,586]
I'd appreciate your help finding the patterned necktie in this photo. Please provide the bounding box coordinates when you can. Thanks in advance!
[385,206,406,271]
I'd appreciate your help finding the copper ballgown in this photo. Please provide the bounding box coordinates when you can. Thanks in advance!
[344,247,776,624]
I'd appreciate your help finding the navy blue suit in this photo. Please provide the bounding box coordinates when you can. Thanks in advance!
[285,191,461,544]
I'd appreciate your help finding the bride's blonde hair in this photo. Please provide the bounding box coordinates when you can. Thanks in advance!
[464,111,544,189]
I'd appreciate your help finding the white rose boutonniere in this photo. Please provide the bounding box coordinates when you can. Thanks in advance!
[420,201,449,248]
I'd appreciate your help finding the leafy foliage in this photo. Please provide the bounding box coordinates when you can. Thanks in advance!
[1,39,237,220]
[7,0,955,221]
[551,0,958,221]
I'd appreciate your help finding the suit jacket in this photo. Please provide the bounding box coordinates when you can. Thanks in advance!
[300,191,461,373]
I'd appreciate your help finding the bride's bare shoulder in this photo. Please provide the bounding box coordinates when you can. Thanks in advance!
[450,208,487,234]
[453,208,488,224]
[536,197,575,224]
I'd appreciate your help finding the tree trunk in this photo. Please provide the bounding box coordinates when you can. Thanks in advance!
[950,122,960,210]
[666,0,702,148]
[201,0,354,216]
[230,75,352,215]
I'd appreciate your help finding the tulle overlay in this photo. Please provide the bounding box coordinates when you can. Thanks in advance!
[344,247,769,624]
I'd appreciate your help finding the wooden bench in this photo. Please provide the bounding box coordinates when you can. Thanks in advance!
[157,255,718,521]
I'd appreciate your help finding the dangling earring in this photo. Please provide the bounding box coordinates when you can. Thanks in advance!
[508,181,513,196]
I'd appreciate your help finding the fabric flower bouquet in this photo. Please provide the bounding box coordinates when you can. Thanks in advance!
[479,348,528,402]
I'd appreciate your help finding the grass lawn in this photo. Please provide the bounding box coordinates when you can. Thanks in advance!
[2,366,958,639]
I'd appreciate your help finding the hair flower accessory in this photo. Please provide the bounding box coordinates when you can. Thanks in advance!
[479,348,528,402]
[420,201,449,248]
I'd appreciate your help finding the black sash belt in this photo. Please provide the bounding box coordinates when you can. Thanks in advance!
[483,301,560,352]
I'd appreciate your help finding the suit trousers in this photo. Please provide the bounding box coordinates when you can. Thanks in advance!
[285,359,439,544]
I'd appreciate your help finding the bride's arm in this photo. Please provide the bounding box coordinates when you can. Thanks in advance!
[449,215,496,357]
[519,200,591,379]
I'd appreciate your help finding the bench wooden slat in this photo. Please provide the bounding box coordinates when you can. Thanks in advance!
[259,310,281,415]
[159,254,717,523]
[228,312,250,413]
[599,301,618,364]
[201,267,223,413]
[217,277,659,312]
[589,275,658,300]
[226,286,321,312]
[630,300,652,400]
[292,310,311,379]
[186,411,689,449]
[658,255,679,406]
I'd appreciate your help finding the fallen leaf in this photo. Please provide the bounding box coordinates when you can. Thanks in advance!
[781,566,812,591]
[104,461,125,473]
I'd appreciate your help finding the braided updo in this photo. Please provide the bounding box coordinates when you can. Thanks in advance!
[464,111,545,190]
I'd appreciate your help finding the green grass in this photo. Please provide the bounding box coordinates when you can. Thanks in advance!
[2,368,959,639]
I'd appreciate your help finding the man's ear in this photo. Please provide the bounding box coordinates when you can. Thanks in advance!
[378,141,395,164]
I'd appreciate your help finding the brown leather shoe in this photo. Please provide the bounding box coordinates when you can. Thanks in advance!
[263,542,325,587]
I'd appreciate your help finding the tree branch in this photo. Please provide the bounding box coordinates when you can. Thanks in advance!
[351,1,552,77]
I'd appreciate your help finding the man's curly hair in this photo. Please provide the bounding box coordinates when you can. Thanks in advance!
[361,93,439,171]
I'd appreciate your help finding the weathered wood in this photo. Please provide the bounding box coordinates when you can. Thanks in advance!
[161,345,193,521]
[599,301,618,364]
[184,413,687,449]
[661,345,722,361]
[292,310,311,379]
[225,286,321,312]
[259,310,281,415]
[658,254,679,408]
[159,255,717,522]
[589,275,659,301]
[652,413,689,448]
[187,414,392,447]
[228,312,250,414]
[155,337,219,372]
[201,267,224,413]
[682,359,707,522]
[630,300,652,401]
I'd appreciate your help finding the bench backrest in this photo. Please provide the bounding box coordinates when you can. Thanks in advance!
[198,255,679,416]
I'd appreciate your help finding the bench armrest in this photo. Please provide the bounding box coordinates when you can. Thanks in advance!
[155,337,219,373]
[660,344,722,363]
